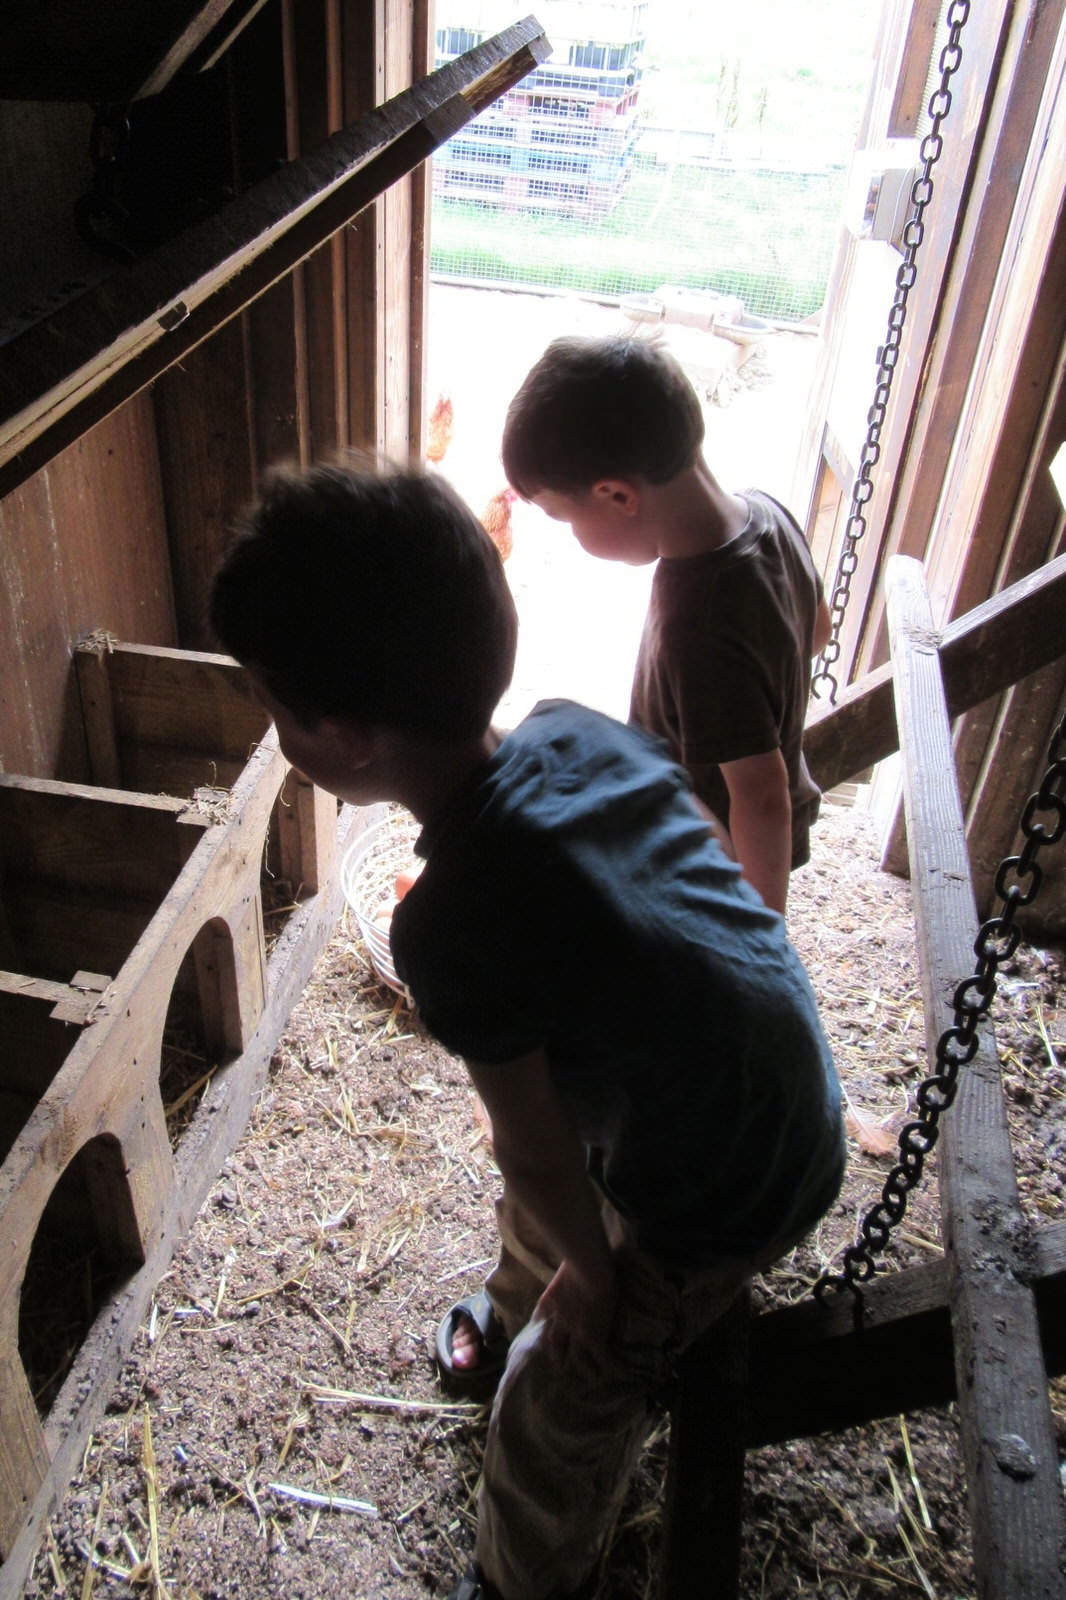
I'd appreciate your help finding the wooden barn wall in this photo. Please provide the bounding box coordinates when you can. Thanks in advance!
[157,0,433,648]
[0,0,431,769]
[800,0,1066,930]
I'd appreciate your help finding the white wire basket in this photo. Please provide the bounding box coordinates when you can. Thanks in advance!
[340,806,421,995]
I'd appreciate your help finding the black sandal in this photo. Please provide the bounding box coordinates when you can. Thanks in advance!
[435,1287,509,1389]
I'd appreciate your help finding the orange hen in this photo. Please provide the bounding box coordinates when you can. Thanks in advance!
[480,486,517,562]
[425,391,454,464]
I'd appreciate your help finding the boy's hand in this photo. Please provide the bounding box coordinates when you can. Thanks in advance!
[535,1256,618,1375]
[465,1048,618,1372]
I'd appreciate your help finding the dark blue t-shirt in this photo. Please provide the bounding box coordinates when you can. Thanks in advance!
[391,700,844,1264]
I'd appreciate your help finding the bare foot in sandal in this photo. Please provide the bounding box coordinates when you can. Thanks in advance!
[449,1312,482,1368]
[436,1288,509,1384]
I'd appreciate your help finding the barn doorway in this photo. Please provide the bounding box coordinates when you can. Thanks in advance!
[425,0,883,727]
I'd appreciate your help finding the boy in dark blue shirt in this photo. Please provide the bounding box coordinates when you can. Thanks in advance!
[210,460,844,1600]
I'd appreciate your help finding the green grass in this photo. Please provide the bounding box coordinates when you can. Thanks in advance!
[430,158,846,321]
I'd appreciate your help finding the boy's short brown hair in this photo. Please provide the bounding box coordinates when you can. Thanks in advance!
[501,334,705,498]
[210,459,517,740]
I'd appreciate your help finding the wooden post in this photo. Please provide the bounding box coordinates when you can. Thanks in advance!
[658,1286,751,1600]
[0,1348,49,1559]
[275,769,338,897]
[73,643,122,788]
[886,553,1066,1599]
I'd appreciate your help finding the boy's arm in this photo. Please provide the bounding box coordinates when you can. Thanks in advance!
[719,747,792,915]
[813,594,832,656]
[465,1047,617,1372]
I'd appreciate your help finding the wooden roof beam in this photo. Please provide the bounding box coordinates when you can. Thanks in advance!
[0,17,551,499]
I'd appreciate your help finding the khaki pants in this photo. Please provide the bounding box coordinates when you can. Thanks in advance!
[475,1186,800,1600]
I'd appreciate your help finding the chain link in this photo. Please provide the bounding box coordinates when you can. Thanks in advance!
[815,709,1066,1315]
[810,0,971,707]
[74,103,138,263]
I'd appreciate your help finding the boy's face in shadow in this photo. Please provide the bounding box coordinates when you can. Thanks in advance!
[246,668,379,806]
[529,482,658,567]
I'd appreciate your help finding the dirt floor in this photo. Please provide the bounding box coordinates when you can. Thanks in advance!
[24,801,1066,1600]
[21,288,1066,1599]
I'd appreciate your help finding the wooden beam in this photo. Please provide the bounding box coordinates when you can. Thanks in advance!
[842,1,1034,681]
[660,1287,750,1599]
[0,18,550,498]
[744,1221,1066,1447]
[0,0,252,103]
[887,0,942,137]
[804,548,1066,792]
[0,800,368,1600]
[75,642,270,794]
[886,553,1066,1600]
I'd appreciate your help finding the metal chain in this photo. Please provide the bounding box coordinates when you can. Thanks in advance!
[815,709,1066,1315]
[74,103,138,263]
[810,0,971,707]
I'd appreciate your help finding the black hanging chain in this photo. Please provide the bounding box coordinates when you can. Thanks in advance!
[74,102,139,263]
[810,0,971,708]
[815,709,1066,1316]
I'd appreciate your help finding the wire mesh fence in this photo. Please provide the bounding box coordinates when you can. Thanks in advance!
[431,0,878,323]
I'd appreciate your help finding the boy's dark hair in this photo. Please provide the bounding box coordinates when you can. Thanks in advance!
[501,334,705,497]
[210,460,517,740]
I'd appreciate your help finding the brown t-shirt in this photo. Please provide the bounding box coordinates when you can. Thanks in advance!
[629,489,823,868]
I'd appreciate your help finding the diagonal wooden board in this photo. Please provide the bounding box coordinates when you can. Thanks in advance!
[803,549,1066,794]
[0,17,551,497]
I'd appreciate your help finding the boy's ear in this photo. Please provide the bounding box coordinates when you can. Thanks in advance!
[591,478,641,516]
[319,716,377,769]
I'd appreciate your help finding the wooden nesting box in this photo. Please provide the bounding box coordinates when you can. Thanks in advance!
[0,639,355,1592]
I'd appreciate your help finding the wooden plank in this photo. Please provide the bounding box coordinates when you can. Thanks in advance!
[815,1,1018,684]
[881,377,1066,886]
[0,977,94,1096]
[408,0,433,460]
[0,777,214,979]
[804,548,1066,792]
[0,395,176,783]
[0,0,254,102]
[74,649,122,789]
[0,18,552,496]
[342,0,387,456]
[291,0,345,460]
[743,1220,1066,1447]
[0,778,199,900]
[151,320,257,649]
[888,0,942,137]
[954,376,1066,811]
[91,642,269,777]
[275,771,339,898]
[886,553,1066,1599]
[851,1,1065,679]
[0,799,367,1599]
[660,1287,749,1600]
[230,3,304,471]
[382,3,417,463]
[0,1350,48,1561]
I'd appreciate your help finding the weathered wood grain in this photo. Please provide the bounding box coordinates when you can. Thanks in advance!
[886,553,1066,1600]
[0,18,551,496]
[803,549,1066,793]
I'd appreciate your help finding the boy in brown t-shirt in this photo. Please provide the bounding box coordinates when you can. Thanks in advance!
[502,333,831,916]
